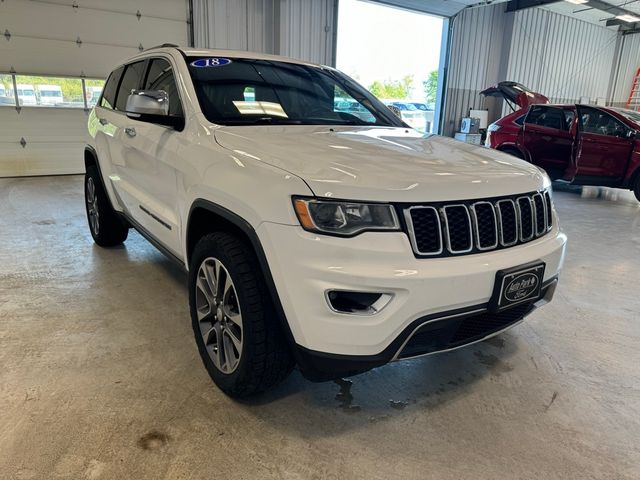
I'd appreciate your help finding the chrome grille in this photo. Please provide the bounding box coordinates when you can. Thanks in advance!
[404,190,553,257]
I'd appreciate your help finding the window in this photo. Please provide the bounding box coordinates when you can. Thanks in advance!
[564,110,575,129]
[100,67,124,109]
[0,73,105,109]
[525,106,566,130]
[514,115,525,126]
[0,74,15,106]
[144,58,183,117]
[187,57,402,127]
[14,75,83,108]
[115,61,146,111]
[580,107,628,138]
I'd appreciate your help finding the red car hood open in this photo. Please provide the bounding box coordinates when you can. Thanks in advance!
[481,81,549,109]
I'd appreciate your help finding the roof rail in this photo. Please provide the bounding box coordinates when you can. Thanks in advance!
[144,43,180,51]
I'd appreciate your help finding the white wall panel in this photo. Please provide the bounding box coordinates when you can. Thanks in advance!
[506,8,617,105]
[0,0,189,177]
[610,34,640,108]
[0,108,88,176]
[0,0,189,78]
[193,0,277,54]
[193,0,337,65]
[279,0,336,65]
[442,4,510,136]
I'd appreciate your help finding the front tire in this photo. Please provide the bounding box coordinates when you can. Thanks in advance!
[84,165,128,247]
[189,232,294,398]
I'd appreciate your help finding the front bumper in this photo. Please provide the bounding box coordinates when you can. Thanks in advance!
[257,222,567,377]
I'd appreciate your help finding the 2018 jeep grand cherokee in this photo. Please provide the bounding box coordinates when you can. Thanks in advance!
[85,46,567,398]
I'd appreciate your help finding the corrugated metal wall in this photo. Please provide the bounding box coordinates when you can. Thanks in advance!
[192,0,277,54]
[192,0,337,65]
[443,3,620,136]
[610,34,640,108]
[279,0,336,65]
[442,4,510,136]
[507,8,618,105]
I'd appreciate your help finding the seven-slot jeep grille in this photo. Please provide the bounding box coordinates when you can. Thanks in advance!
[404,190,553,257]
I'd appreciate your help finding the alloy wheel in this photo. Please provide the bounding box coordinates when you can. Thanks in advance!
[86,177,100,235]
[195,257,243,374]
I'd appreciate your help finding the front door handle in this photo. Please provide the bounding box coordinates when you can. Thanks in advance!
[124,127,136,138]
[98,117,108,126]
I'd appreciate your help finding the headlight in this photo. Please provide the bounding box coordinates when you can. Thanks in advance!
[293,197,400,236]
[487,123,501,132]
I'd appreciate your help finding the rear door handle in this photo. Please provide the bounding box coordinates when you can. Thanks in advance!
[124,127,136,138]
[98,118,108,126]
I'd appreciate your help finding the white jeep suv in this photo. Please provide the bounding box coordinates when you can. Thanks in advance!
[85,45,567,397]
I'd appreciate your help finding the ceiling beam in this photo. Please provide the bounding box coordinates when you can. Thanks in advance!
[504,0,561,12]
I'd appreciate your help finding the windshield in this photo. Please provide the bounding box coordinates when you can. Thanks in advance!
[611,108,640,126]
[187,57,403,127]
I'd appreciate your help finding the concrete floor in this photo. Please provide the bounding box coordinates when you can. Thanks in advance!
[1,175,639,480]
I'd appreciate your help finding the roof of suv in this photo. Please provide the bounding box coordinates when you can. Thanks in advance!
[146,45,327,69]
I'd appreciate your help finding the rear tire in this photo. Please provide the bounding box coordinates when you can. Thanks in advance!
[633,176,640,202]
[84,165,128,247]
[189,232,294,398]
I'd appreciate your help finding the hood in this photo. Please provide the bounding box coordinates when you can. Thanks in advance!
[213,126,547,202]
[481,81,549,110]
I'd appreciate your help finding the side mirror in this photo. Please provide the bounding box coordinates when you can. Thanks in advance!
[626,129,638,139]
[126,90,184,129]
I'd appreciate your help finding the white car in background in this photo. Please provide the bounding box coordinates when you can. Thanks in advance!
[16,84,37,105]
[84,46,567,398]
[36,84,63,105]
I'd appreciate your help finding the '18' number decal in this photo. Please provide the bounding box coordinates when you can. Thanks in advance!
[190,58,232,68]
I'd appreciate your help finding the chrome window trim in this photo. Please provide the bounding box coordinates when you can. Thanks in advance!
[441,204,473,254]
[404,206,443,256]
[495,199,519,247]
[516,196,535,242]
[470,201,499,251]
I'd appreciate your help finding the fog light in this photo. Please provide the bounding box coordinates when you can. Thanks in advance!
[325,290,393,315]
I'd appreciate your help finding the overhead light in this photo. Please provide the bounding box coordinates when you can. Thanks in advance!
[616,14,640,22]
[564,0,588,4]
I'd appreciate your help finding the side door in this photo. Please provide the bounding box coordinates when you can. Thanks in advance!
[115,57,186,256]
[571,106,635,182]
[521,105,573,176]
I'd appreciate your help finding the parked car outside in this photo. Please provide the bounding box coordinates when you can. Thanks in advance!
[16,84,37,105]
[483,82,640,201]
[36,85,64,105]
[385,101,426,131]
[85,47,566,397]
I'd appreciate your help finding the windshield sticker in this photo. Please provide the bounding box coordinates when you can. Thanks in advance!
[190,58,232,68]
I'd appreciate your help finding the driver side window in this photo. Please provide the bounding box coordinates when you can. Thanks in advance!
[580,107,627,138]
[144,58,184,117]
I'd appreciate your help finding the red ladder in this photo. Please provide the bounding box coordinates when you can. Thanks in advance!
[627,67,640,111]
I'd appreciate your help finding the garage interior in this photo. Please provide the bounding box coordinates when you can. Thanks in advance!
[1,1,639,479]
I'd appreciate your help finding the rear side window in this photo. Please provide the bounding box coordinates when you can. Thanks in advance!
[115,61,146,111]
[525,106,566,130]
[144,58,183,117]
[100,66,124,110]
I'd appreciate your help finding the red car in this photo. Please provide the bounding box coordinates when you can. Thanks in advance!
[482,82,640,201]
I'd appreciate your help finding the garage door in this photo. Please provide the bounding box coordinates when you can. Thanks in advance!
[0,0,189,177]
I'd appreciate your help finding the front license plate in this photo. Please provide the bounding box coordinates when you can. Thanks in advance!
[489,261,546,312]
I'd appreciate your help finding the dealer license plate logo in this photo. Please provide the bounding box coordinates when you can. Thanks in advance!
[504,273,539,302]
